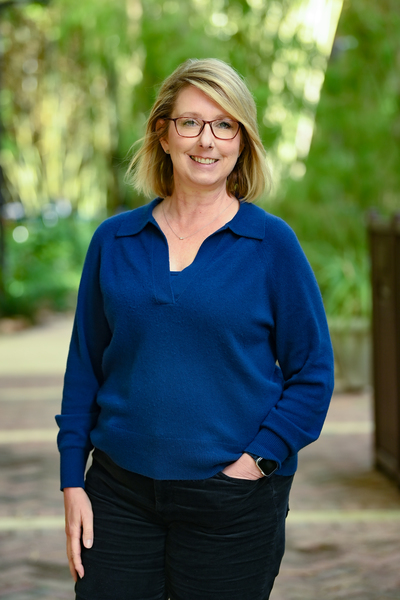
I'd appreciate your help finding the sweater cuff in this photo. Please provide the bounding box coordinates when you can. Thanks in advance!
[245,427,290,469]
[59,447,90,490]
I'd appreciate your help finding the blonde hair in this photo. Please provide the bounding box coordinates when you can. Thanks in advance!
[127,58,271,202]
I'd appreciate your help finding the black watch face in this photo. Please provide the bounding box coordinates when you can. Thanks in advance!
[259,459,277,477]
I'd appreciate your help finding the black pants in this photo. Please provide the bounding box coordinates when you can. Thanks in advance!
[75,450,293,600]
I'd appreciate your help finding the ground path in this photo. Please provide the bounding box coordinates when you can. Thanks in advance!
[0,316,399,599]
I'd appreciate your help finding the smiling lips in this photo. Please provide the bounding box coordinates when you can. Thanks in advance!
[190,155,218,164]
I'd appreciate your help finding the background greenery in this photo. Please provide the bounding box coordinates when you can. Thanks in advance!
[278,0,400,318]
[0,0,399,321]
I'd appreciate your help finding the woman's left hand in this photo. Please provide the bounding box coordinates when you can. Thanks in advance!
[222,453,264,480]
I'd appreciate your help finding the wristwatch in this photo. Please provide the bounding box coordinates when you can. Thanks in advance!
[247,453,278,477]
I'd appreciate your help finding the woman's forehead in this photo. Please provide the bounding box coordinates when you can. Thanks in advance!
[173,85,231,117]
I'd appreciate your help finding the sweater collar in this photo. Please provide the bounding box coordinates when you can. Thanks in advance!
[115,197,265,240]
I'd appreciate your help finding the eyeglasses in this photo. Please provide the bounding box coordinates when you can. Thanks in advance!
[166,117,240,140]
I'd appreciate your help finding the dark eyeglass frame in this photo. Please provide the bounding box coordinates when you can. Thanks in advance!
[165,117,241,140]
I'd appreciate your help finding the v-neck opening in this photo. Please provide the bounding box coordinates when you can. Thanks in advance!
[147,199,264,305]
[150,197,242,269]
[151,224,229,305]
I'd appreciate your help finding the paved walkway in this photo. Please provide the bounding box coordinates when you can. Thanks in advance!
[0,316,400,599]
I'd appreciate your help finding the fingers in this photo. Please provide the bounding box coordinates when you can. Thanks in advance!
[63,487,94,581]
[82,509,94,549]
[66,519,85,580]
[66,535,78,582]
[222,453,263,480]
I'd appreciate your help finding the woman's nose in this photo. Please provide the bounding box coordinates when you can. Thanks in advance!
[198,122,214,146]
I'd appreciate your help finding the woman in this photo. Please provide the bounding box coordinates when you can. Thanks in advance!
[56,58,334,600]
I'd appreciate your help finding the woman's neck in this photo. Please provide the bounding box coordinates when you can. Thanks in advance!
[164,188,234,225]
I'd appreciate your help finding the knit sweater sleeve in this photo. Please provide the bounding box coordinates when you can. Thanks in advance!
[55,224,112,489]
[245,217,334,467]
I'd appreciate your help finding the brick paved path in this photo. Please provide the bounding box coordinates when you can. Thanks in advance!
[0,316,400,599]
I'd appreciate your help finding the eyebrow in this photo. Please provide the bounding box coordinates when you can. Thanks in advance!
[177,113,234,120]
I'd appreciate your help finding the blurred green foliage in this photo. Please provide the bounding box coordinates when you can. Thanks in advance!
[1,0,399,321]
[276,0,400,318]
[2,216,97,318]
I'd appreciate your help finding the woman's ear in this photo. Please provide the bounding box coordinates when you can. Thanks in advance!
[156,118,170,154]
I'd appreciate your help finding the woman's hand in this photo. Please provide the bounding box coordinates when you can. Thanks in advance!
[222,453,264,480]
[63,487,93,581]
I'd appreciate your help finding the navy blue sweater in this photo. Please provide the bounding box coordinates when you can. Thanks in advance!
[56,198,334,489]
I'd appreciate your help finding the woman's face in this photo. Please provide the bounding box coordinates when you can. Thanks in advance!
[160,86,242,196]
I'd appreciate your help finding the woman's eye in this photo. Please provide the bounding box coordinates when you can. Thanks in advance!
[181,119,199,127]
[216,120,233,129]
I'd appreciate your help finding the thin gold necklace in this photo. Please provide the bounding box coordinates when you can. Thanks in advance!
[162,198,237,241]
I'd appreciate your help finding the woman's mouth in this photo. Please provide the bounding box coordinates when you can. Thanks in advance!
[190,156,218,164]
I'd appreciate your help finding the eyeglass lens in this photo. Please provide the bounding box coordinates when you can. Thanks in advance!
[175,118,239,139]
